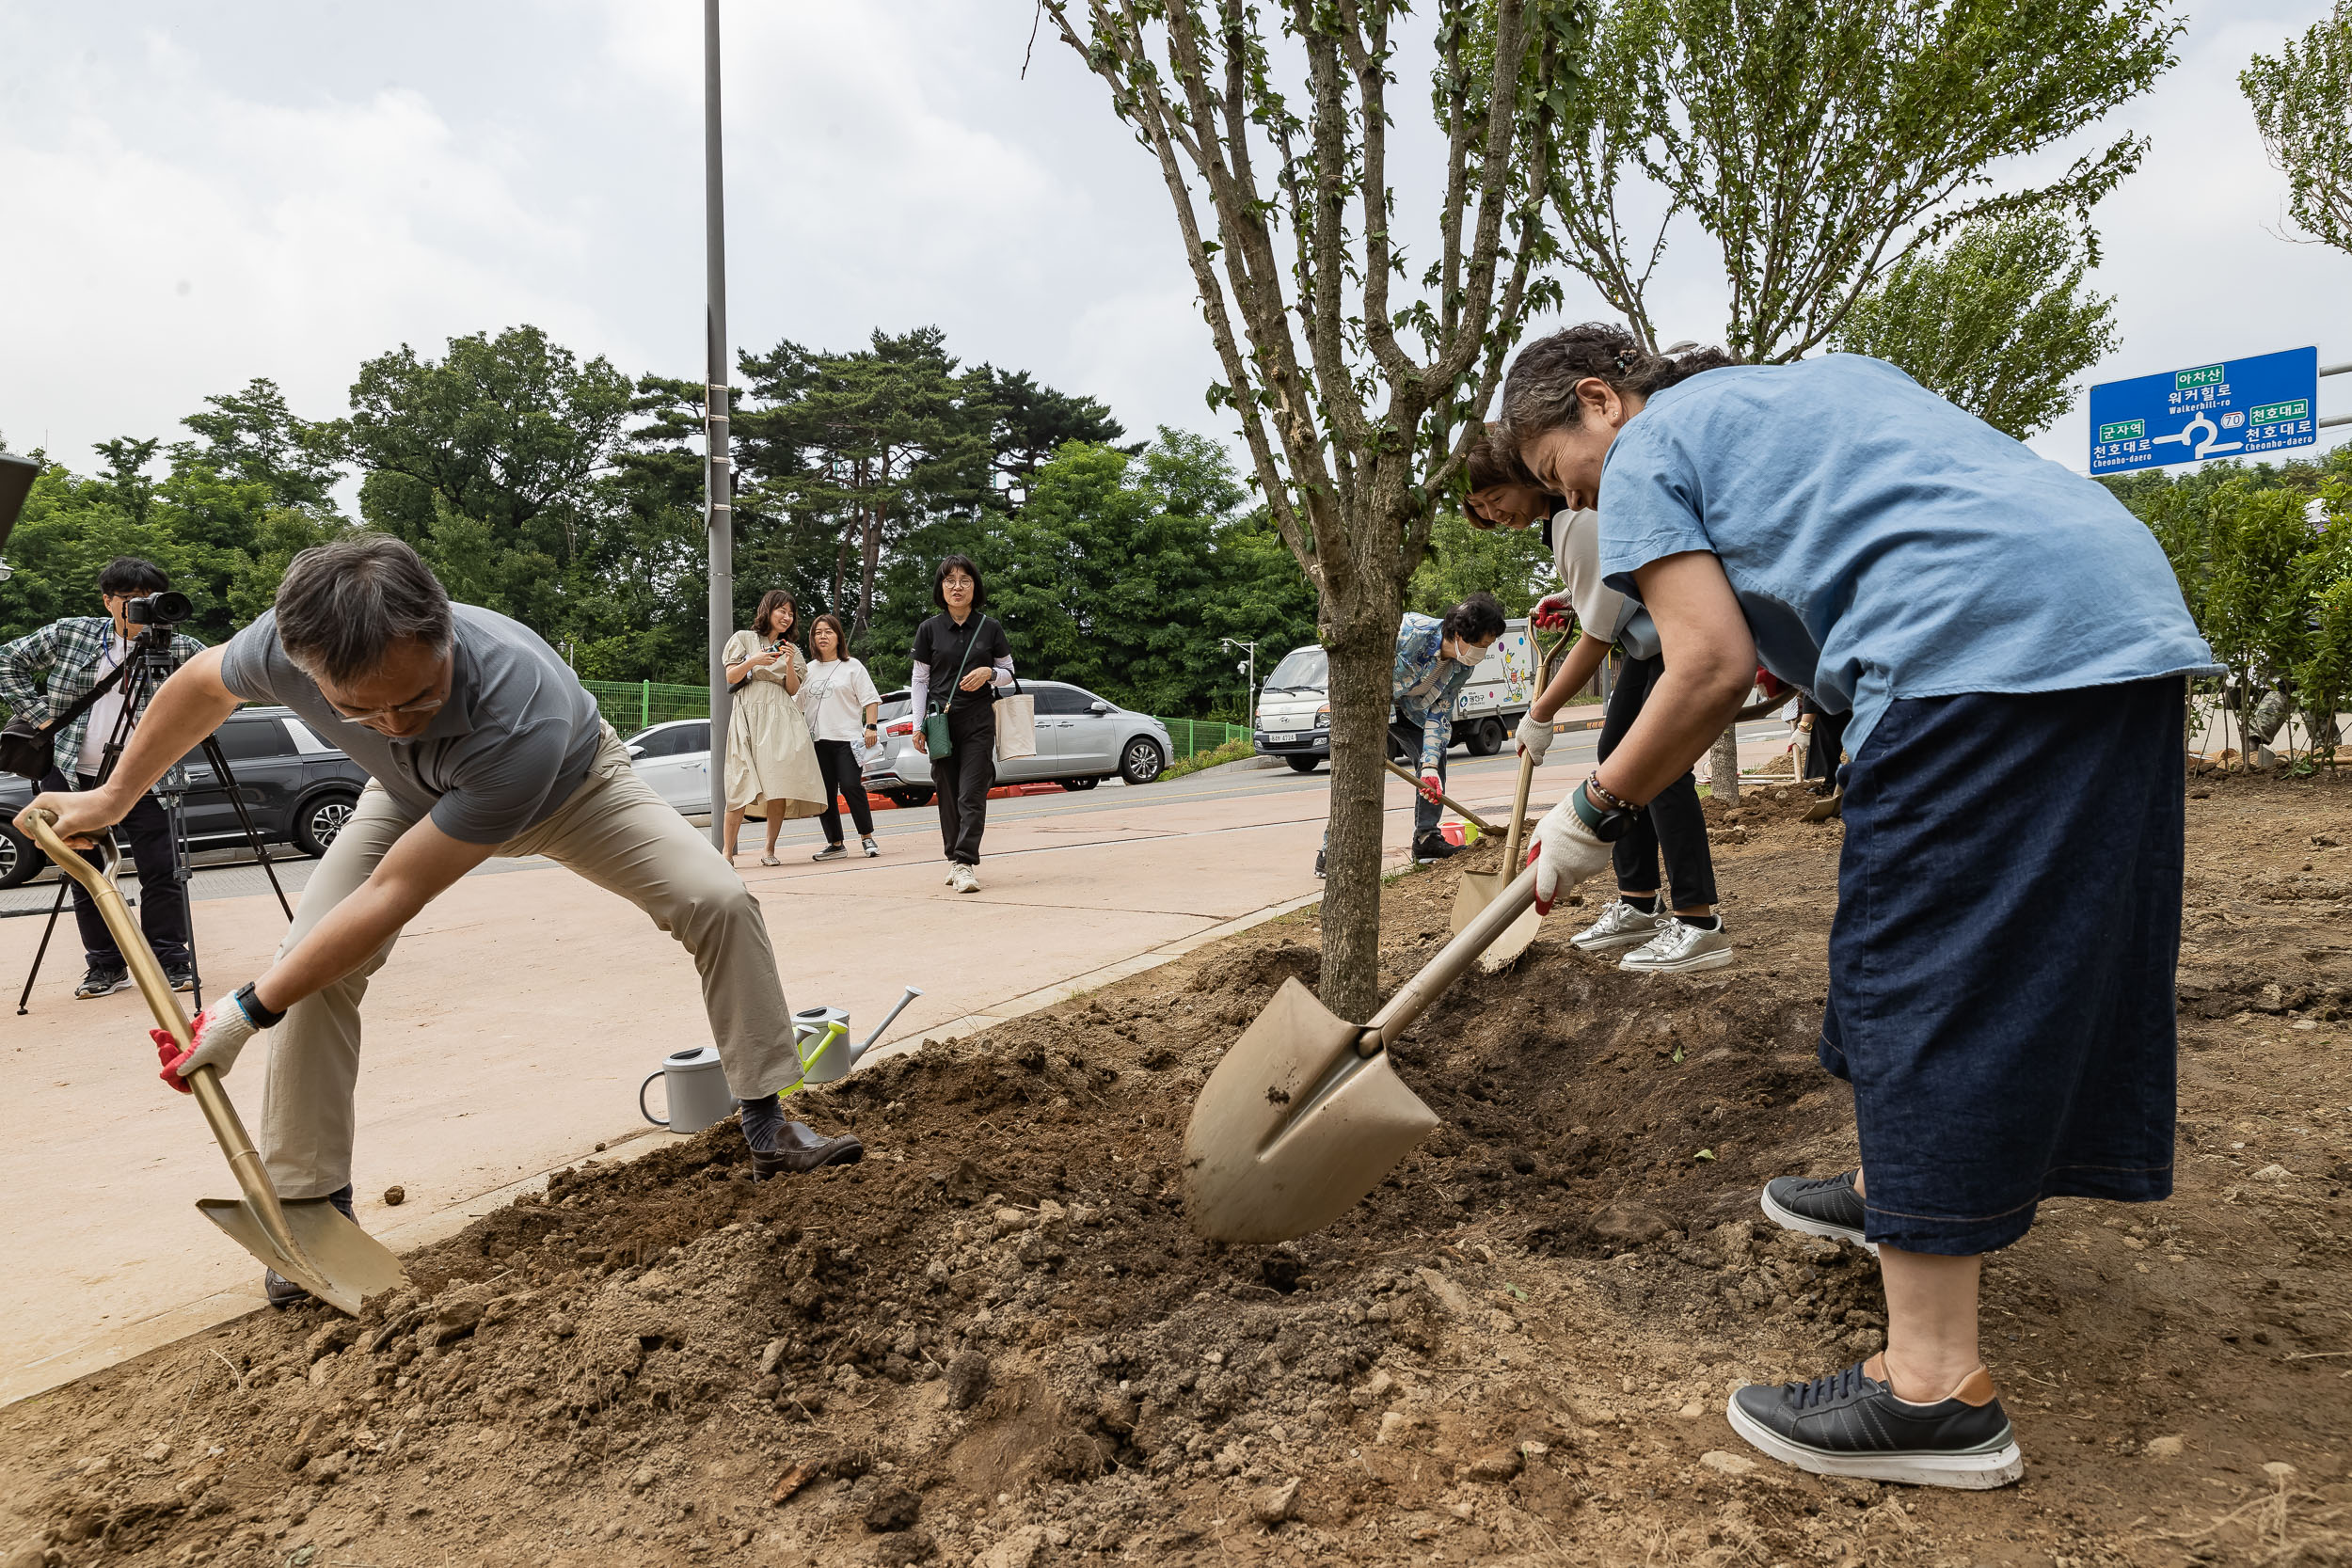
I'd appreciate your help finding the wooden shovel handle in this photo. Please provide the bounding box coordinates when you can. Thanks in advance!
[1379,759,1495,834]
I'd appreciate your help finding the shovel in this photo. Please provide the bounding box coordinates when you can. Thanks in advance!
[1184,861,1539,1243]
[1450,631,1567,968]
[24,809,406,1315]
[1377,758,1496,835]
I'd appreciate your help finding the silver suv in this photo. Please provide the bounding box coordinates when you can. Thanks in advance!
[863,681,1172,807]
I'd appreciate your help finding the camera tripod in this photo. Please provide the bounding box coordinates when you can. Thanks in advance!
[14,622,293,1015]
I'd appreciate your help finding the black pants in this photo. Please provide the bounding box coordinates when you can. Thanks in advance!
[1594,656,1718,910]
[1804,705,1851,784]
[929,704,996,865]
[43,768,192,970]
[813,738,875,842]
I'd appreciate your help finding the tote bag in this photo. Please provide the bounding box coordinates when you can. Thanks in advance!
[993,678,1037,761]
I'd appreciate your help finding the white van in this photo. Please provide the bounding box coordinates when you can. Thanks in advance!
[1252,619,1536,773]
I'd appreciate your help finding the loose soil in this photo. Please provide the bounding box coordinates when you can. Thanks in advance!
[4,776,2348,1568]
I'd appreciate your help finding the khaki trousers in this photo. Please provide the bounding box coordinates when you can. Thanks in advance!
[260,725,802,1196]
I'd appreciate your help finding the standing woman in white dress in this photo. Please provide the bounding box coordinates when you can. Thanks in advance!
[722,590,827,865]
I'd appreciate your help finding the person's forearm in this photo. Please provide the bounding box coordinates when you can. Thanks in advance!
[909,661,930,712]
[724,657,757,683]
[1531,634,1612,722]
[992,657,1014,688]
[92,648,241,812]
[862,703,879,726]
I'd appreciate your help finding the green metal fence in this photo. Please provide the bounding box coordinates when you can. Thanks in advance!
[584,676,1247,762]
[580,680,711,734]
[1159,717,1252,761]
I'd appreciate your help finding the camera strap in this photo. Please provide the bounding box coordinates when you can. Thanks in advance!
[0,648,140,782]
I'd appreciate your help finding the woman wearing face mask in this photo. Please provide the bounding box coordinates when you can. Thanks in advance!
[1501,323,2213,1489]
[1466,427,1731,974]
[722,590,827,866]
[798,612,883,862]
[909,556,1014,894]
[1314,592,1507,877]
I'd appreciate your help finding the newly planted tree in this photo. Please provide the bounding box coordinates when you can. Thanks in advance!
[1043,0,1590,1021]
[1547,0,2178,362]
[1831,214,2119,441]
[2243,0,2352,256]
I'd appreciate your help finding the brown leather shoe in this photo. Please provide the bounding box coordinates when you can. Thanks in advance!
[752,1120,865,1180]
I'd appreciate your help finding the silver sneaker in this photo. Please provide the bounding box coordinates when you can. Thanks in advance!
[1571,899,1666,952]
[1620,919,1734,974]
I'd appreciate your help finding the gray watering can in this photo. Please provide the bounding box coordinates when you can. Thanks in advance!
[640,1045,739,1135]
[794,986,924,1085]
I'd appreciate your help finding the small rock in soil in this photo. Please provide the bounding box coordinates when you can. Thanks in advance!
[382,1184,405,1207]
[945,1349,992,1411]
[1467,1448,1524,1482]
[875,1528,936,1566]
[1592,1202,1670,1245]
[1699,1450,1756,1477]
[2145,1434,2186,1460]
[1252,1476,1301,1526]
[864,1484,922,1532]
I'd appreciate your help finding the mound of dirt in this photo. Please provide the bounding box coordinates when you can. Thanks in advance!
[3,775,2349,1567]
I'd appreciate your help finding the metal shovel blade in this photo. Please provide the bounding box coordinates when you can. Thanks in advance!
[24,808,405,1315]
[1183,977,1440,1243]
[199,1196,406,1315]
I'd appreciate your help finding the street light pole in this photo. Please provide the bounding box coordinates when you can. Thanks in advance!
[1220,638,1257,727]
[702,0,733,847]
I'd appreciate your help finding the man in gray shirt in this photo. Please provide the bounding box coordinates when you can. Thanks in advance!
[21,534,860,1306]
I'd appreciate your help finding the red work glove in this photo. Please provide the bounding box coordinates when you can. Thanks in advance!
[1755,667,1787,700]
[151,993,262,1095]
[1419,771,1444,806]
[1531,591,1573,631]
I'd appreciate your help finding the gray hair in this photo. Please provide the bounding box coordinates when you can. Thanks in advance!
[1499,324,1737,445]
[274,533,454,685]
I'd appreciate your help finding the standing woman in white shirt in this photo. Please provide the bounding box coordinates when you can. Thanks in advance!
[798,613,882,862]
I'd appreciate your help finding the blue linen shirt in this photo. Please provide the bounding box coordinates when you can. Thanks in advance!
[1392,613,1477,774]
[1596,355,2217,755]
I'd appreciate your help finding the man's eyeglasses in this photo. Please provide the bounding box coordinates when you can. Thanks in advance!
[327,693,447,725]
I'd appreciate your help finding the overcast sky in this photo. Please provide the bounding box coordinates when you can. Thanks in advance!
[2,0,2346,490]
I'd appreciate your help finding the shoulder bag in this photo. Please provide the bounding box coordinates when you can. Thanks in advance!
[993,676,1037,761]
[920,615,990,762]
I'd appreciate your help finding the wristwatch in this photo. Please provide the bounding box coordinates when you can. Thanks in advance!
[234,979,286,1029]
[1569,776,1643,843]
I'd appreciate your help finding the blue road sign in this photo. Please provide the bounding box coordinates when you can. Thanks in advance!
[2089,346,2319,475]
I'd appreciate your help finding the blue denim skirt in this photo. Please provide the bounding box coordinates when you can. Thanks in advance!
[1819,677,2185,1255]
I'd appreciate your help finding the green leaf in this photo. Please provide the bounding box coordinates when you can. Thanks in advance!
[1692,1148,1716,1162]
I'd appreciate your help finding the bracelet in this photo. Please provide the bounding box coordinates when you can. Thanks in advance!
[1583,774,1636,812]
[234,979,286,1029]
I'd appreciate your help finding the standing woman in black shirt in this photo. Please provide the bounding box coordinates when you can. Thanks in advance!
[910,555,1014,893]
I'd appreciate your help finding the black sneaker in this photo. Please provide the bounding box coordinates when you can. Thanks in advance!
[1725,1357,2024,1488]
[811,842,849,862]
[75,966,133,999]
[263,1185,357,1308]
[1760,1169,1875,1253]
[1412,833,1461,864]
[861,836,881,858]
[165,963,197,993]
[1312,849,1326,879]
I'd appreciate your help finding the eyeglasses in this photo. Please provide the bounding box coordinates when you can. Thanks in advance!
[327,693,447,725]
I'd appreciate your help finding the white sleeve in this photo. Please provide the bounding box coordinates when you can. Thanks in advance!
[853,660,881,707]
[1552,508,1635,641]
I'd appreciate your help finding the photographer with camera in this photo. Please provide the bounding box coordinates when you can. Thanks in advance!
[0,557,205,997]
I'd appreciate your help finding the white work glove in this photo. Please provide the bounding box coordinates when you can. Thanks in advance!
[1528,790,1615,914]
[1515,710,1555,765]
[153,990,264,1095]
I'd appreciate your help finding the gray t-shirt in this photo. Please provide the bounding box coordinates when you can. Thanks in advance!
[220,604,603,845]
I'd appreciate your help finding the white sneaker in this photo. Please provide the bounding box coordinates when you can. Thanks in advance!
[951,863,980,894]
[1620,919,1734,974]
[945,862,958,886]
[1571,899,1667,952]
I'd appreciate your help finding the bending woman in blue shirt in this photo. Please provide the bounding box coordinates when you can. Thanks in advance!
[1502,325,2215,1489]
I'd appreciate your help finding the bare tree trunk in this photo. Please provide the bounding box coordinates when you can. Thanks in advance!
[1708,723,1741,804]
[1317,594,1402,1025]
[857,500,884,648]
